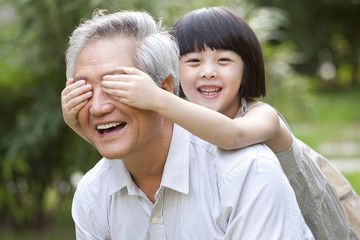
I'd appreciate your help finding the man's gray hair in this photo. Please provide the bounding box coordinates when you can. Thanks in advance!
[65,10,179,95]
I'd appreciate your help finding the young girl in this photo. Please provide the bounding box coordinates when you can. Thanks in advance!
[62,7,360,239]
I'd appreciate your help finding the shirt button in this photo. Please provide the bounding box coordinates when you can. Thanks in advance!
[151,217,158,224]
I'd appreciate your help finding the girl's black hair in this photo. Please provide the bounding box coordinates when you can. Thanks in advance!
[171,7,266,98]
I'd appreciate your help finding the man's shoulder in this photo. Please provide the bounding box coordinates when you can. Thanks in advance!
[215,143,280,175]
[75,158,114,195]
[72,158,113,237]
[175,124,282,180]
[187,131,281,175]
[79,158,107,181]
[188,130,278,166]
[221,143,277,161]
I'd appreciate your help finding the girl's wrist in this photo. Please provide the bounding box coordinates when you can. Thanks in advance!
[154,88,172,114]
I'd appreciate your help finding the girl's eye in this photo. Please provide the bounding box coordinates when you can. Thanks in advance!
[186,58,201,66]
[218,58,230,62]
[187,58,200,63]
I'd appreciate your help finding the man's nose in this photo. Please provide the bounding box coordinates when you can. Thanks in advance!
[89,89,113,117]
[201,63,218,79]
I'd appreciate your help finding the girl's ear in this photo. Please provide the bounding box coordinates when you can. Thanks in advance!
[160,75,174,93]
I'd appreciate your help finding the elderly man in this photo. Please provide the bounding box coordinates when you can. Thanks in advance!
[63,10,314,239]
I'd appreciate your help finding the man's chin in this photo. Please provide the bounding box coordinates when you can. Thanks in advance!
[92,140,124,160]
[99,151,122,160]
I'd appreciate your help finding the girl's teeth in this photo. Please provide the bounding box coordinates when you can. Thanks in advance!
[199,89,220,95]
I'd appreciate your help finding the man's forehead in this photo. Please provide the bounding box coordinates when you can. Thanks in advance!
[74,69,125,82]
[73,37,136,82]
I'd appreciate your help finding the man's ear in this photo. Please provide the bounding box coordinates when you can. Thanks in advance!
[160,75,174,93]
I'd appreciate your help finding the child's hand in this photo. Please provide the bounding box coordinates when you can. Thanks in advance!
[102,67,162,111]
[61,78,92,141]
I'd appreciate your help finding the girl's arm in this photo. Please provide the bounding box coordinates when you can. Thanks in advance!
[61,78,92,142]
[102,67,280,150]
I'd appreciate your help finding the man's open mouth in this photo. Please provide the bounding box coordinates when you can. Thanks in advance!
[96,122,126,135]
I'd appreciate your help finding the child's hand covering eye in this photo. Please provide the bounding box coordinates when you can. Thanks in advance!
[102,67,163,111]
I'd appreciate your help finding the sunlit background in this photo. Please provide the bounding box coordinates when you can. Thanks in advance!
[0,0,359,238]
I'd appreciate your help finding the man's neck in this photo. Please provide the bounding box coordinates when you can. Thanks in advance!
[124,122,173,203]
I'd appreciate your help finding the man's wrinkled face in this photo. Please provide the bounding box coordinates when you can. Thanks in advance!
[74,37,164,160]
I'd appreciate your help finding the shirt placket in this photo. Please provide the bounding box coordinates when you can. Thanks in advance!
[148,187,166,240]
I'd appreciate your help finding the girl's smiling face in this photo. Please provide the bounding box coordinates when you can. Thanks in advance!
[179,46,243,118]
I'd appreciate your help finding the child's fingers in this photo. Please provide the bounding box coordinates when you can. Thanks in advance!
[102,89,131,105]
[121,66,145,76]
[67,99,88,115]
[66,78,76,87]
[62,87,92,117]
[101,80,129,90]
[65,91,92,110]
[103,74,139,83]
[63,79,86,95]
[65,79,84,90]
[63,79,92,95]
[68,84,92,99]
[63,102,86,125]
[63,83,92,103]
[102,87,128,98]
[62,93,91,125]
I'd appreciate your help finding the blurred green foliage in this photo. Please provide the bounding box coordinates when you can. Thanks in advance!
[291,88,360,151]
[0,0,100,228]
[253,0,360,87]
[344,172,360,196]
[0,0,358,233]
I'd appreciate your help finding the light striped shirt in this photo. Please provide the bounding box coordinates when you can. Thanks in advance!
[72,124,314,239]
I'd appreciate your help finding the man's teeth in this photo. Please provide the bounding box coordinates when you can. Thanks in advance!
[97,122,123,130]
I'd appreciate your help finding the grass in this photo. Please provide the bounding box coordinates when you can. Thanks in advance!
[344,171,360,195]
[289,87,360,154]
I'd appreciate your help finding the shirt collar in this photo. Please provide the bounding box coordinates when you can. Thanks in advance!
[160,124,190,195]
[108,124,190,196]
[108,159,132,195]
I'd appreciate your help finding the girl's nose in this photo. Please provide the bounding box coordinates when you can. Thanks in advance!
[201,64,218,79]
